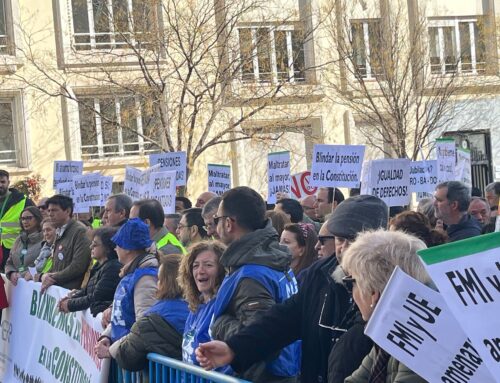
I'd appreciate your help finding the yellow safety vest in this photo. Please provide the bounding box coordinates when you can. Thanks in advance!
[0,197,26,249]
[156,232,187,255]
[91,218,102,229]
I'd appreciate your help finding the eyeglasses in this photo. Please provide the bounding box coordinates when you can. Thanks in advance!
[318,293,348,333]
[21,216,35,221]
[177,224,193,230]
[342,275,357,294]
[318,235,335,246]
[202,222,216,232]
[213,215,231,225]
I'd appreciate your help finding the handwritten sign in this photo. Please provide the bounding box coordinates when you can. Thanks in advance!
[436,138,456,183]
[267,151,291,204]
[290,171,317,200]
[150,171,176,213]
[208,164,231,196]
[366,158,411,207]
[149,151,187,186]
[410,160,438,193]
[455,148,472,188]
[54,161,83,191]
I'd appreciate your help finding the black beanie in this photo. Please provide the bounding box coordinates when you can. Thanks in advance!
[327,195,389,240]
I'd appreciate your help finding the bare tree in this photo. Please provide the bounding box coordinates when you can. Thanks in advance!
[320,0,486,160]
[11,0,318,189]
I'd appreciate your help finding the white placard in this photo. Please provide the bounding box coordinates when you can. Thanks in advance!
[149,151,187,186]
[436,138,456,183]
[419,233,500,378]
[290,171,317,200]
[56,181,74,199]
[73,173,102,210]
[409,160,438,193]
[310,144,365,188]
[0,279,108,383]
[208,164,231,196]
[150,171,176,213]
[455,148,472,188]
[365,267,495,382]
[367,158,411,207]
[99,176,113,206]
[123,166,143,201]
[267,151,291,204]
[54,161,83,191]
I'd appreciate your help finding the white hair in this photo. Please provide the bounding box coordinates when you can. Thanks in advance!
[340,229,431,296]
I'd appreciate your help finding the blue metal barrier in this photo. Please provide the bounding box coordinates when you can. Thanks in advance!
[118,354,250,383]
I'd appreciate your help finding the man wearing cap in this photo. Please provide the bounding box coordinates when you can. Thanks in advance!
[196,195,389,383]
[95,218,159,359]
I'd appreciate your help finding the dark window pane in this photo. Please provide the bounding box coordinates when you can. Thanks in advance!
[79,99,98,158]
[275,30,289,81]
[459,22,472,72]
[474,22,486,73]
[0,102,15,163]
[0,0,6,36]
[368,21,382,76]
[443,26,457,73]
[140,99,161,153]
[292,30,305,82]
[93,0,112,48]
[99,98,119,156]
[72,0,91,50]
[428,27,441,73]
[239,29,254,81]
[120,97,139,154]
[256,28,271,82]
[351,22,366,76]
[113,0,129,45]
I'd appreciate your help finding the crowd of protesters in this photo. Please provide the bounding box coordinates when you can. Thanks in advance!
[0,166,499,383]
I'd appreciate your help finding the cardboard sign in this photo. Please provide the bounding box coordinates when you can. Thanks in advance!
[419,233,500,378]
[365,267,495,382]
[56,181,74,199]
[455,148,472,188]
[290,171,317,200]
[54,161,83,191]
[410,160,438,193]
[99,176,113,206]
[207,164,231,196]
[310,144,365,188]
[150,171,176,213]
[149,151,187,186]
[436,138,456,183]
[366,158,411,207]
[73,173,102,212]
[267,151,291,204]
[123,166,143,201]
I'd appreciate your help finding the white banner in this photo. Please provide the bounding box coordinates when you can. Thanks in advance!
[290,171,317,200]
[0,279,107,383]
[150,171,176,213]
[455,148,472,188]
[267,151,291,204]
[366,158,411,207]
[409,160,438,193]
[149,151,187,186]
[123,166,143,201]
[419,233,500,379]
[54,161,83,191]
[100,176,114,206]
[73,173,102,212]
[436,138,456,183]
[56,181,74,199]
[207,164,231,196]
[310,144,365,188]
[365,267,495,382]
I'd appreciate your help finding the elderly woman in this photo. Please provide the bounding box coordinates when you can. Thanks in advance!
[6,206,44,285]
[58,227,121,316]
[342,230,430,383]
[178,241,226,366]
[111,254,189,371]
[95,218,159,359]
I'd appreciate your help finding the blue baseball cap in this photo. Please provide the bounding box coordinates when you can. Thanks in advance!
[112,218,153,250]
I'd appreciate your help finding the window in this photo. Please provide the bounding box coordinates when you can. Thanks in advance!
[428,18,486,75]
[237,26,305,83]
[71,0,156,51]
[0,100,15,164]
[78,96,161,159]
[350,20,382,79]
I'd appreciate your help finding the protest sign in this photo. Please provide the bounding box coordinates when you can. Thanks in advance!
[0,279,107,383]
[100,176,113,206]
[290,171,317,200]
[436,138,456,183]
[365,267,495,382]
[409,160,438,193]
[123,166,143,201]
[73,173,102,212]
[208,164,231,195]
[455,148,472,188]
[150,171,176,213]
[149,151,187,186]
[366,158,411,207]
[267,151,291,204]
[56,181,74,199]
[419,233,500,378]
[53,161,83,191]
[310,144,365,188]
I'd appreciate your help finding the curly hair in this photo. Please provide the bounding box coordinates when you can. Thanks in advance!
[178,241,226,312]
[390,211,447,247]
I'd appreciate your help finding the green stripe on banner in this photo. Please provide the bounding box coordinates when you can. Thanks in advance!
[435,138,455,142]
[418,232,500,265]
[208,164,230,168]
[269,151,289,156]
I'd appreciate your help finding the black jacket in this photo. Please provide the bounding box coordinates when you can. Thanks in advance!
[226,254,351,383]
[447,214,482,242]
[67,258,122,316]
[328,305,373,383]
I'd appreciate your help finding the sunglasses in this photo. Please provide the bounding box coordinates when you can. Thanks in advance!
[38,205,47,210]
[342,275,356,294]
[318,235,335,246]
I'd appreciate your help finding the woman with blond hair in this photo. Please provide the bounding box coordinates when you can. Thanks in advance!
[342,230,430,383]
[178,241,226,367]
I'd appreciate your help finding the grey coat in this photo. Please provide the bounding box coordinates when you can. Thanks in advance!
[5,231,43,278]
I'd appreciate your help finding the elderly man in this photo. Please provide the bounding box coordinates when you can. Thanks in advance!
[300,195,317,220]
[434,181,481,242]
[102,194,133,227]
[468,197,490,226]
[195,191,217,208]
[485,181,500,219]
[201,196,221,239]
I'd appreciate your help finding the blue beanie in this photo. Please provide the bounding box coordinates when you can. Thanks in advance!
[112,218,153,250]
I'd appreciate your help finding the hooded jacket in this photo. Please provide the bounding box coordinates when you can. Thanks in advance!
[211,220,299,383]
[446,214,482,242]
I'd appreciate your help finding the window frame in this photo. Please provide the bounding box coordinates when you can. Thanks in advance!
[0,93,29,168]
[428,18,485,76]
[349,19,382,80]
